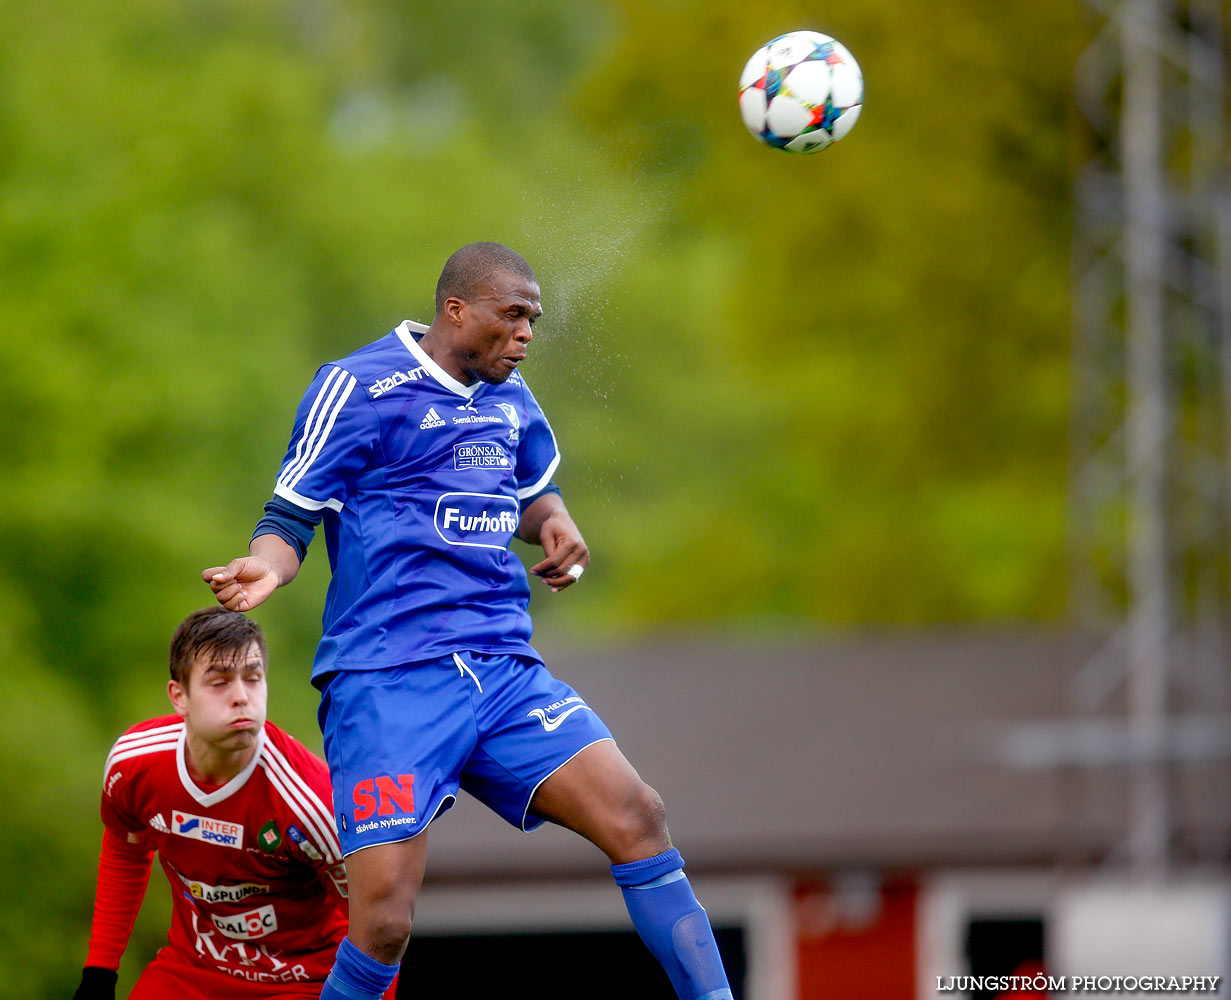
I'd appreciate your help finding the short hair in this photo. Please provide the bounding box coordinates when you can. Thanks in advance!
[169,608,268,687]
[434,242,537,314]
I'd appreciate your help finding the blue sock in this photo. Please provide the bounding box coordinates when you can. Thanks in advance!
[319,937,400,1000]
[612,848,734,1000]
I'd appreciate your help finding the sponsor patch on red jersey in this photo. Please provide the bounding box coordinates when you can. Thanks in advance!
[211,904,278,940]
[171,810,244,849]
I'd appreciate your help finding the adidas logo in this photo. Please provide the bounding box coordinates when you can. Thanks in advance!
[149,813,169,833]
[420,407,445,430]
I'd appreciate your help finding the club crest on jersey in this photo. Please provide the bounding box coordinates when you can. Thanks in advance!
[433,492,519,549]
[211,903,278,940]
[257,820,281,852]
[495,402,520,443]
[171,811,244,849]
[453,441,511,471]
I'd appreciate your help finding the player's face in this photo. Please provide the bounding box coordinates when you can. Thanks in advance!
[452,270,542,385]
[170,642,267,752]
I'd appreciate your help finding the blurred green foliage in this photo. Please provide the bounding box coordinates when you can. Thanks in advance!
[1,0,1074,994]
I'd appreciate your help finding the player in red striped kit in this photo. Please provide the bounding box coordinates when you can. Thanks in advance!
[73,608,394,1000]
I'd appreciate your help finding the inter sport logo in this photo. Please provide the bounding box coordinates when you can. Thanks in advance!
[171,811,244,849]
[434,492,519,549]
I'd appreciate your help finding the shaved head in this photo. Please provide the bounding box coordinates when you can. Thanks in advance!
[435,242,537,314]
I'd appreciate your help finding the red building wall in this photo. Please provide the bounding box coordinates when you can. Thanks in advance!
[795,878,917,1000]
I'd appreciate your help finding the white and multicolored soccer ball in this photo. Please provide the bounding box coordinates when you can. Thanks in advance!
[738,31,863,154]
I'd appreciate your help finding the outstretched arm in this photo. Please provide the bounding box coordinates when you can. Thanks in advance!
[203,533,302,612]
[519,493,589,592]
[74,829,155,999]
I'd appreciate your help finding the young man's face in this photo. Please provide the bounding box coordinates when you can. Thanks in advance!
[168,641,267,752]
[450,269,542,385]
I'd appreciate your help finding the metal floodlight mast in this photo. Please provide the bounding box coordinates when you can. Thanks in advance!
[1071,0,1231,875]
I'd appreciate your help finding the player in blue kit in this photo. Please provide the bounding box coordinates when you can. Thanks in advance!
[205,243,734,1000]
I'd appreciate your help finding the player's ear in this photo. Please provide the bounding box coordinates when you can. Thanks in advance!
[167,678,189,717]
[444,295,467,326]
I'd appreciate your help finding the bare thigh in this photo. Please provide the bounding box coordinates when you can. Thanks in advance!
[529,740,672,863]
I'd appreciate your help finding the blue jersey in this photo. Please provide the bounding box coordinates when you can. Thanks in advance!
[272,321,560,681]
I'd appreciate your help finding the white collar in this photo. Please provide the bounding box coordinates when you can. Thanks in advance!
[394,320,483,399]
[176,725,265,807]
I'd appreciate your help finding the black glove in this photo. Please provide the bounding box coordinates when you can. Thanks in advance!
[72,967,117,1000]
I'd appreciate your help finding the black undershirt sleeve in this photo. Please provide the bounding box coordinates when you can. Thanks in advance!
[251,496,322,563]
[520,480,562,513]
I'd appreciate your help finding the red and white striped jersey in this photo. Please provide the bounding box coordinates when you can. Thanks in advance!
[101,716,348,986]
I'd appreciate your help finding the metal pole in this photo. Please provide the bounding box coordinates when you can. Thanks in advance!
[1208,1,1231,631]
[1121,0,1171,878]
[1220,187,1231,617]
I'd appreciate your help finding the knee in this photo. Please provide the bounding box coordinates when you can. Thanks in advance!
[343,839,427,964]
[352,901,413,965]
[608,781,670,861]
[636,782,668,835]
[350,876,417,963]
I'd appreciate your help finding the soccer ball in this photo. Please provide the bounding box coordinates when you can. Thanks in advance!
[738,31,863,154]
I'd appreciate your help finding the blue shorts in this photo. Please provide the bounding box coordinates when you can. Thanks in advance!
[318,651,614,856]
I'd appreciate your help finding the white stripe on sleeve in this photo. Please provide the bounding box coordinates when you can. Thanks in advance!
[283,374,358,493]
[516,449,561,500]
[104,737,180,784]
[104,724,184,779]
[272,483,344,513]
[278,367,348,490]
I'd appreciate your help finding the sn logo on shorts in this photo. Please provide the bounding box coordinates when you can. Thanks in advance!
[351,775,418,835]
